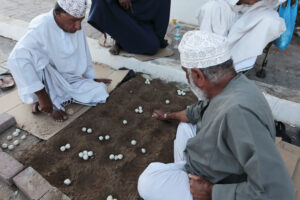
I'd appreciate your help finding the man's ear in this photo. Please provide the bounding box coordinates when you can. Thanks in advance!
[191,68,206,88]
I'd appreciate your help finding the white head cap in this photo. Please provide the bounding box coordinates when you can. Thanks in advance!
[178,30,231,69]
[57,0,87,18]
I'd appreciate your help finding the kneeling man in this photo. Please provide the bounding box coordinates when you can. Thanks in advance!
[8,0,110,122]
[138,31,294,200]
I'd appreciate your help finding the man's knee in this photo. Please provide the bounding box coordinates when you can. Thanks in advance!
[138,162,164,198]
[175,122,195,142]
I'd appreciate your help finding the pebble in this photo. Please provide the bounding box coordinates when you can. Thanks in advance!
[123,120,127,125]
[117,154,123,160]
[21,135,27,140]
[8,145,14,151]
[141,148,146,154]
[131,140,137,146]
[107,195,113,200]
[88,151,93,157]
[99,136,104,141]
[135,108,139,113]
[15,129,21,133]
[165,99,170,104]
[12,132,19,137]
[83,154,89,160]
[78,152,83,158]
[138,109,143,114]
[60,146,66,152]
[105,135,110,140]
[7,135,12,141]
[64,179,71,185]
[65,144,71,149]
[82,127,87,132]
[83,150,88,155]
[109,154,115,160]
[114,156,118,161]
[13,140,19,146]
[87,128,92,134]
[1,143,8,149]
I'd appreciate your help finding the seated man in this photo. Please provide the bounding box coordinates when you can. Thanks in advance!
[196,0,286,72]
[138,31,294,200]
[88,0,171,55]
[8,0,110,122]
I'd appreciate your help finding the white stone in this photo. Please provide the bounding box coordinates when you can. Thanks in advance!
[60,146,66,152]
[123,120,127,125]
[8,145,14,151]
[138,110,143,114]
[83,154,89,160]
[64,179,71,185]
[141,148,146,154]
[109,154,115,160]
[139,106,142,110]
[99,136,104,141]
[65,144,71,149]
[83,150,88,155]
[135,108,139,113]
[88,151,93,157]
[1,143,8,149]
[78,152,83,158]
[117,154,123,160]
[21,135,26,140]
[7,135,12,141]
[12,131,19,137]
[107,195,113,200]
[105,135,110,140]
[114,155,118,161]
[15,128,21,133]
[13,140,19,146]
[87,128,93,134]
[165,99,170,104]
[82,127,87,132]
[131,140,137,146]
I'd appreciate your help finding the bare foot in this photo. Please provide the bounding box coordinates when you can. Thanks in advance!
[109,43,121,55]
[32,102,41,114]
[51,110,68,122]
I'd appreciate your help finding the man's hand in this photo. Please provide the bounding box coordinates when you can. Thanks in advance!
[94,78,112,84]
[118,0,133,11]
[152,109,168,120]
[189,174,213,200]
[35,88,53,113]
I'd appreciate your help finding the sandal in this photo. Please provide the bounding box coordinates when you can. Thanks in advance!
[0,73,15,91]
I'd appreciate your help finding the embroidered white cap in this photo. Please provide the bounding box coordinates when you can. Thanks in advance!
[178,30,231,69]
[57,0,87,18]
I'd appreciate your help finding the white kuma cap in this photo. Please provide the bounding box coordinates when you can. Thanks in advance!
[178,30,231,69]
[57,0,87,18]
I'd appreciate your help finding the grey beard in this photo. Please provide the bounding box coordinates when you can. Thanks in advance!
[188,70,208,101]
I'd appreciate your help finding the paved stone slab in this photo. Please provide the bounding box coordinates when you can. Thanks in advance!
[13,167,53,200]
[0,112,16,134]
[0,152,24,185]
[40,188,70,200]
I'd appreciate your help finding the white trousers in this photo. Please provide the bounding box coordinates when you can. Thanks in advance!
[138,122,197,200]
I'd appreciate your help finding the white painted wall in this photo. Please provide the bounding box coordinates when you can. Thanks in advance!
[170,0,207,25]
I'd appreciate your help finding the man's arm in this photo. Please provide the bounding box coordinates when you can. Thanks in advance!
[152,109,190,122]
[213,107,295,200]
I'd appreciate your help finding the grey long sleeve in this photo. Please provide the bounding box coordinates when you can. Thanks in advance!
[212,106,295,200]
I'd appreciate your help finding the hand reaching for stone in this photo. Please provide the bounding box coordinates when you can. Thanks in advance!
[152,109,167,120]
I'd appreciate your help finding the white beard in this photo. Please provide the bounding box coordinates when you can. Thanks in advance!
[188,69,208,101]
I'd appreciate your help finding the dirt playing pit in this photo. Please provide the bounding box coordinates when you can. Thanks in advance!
[19,75,197,200]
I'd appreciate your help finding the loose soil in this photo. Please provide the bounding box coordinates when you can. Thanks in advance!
[19,75,196,200]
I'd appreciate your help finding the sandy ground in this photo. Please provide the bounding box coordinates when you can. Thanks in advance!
[19,75,196,200]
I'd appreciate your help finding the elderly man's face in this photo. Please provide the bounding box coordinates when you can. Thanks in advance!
[54,12,84,33]
[182,66,208,100]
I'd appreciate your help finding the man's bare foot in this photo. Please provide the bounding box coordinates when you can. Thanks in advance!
[32,102,41,114]
[109,43,121,55]
[51,110,68,122]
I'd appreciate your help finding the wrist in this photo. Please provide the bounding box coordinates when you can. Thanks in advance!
[163,112,170,119]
